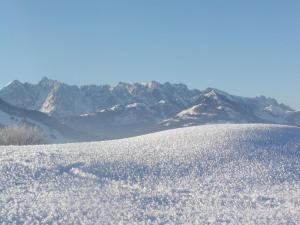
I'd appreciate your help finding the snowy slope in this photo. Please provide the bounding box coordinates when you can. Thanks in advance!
[161,88,300,128]
[0,98,92,143]
[0,109,66,143]
[1,124,300,224]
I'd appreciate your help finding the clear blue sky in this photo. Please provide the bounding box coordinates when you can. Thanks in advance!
[0,0,299,109]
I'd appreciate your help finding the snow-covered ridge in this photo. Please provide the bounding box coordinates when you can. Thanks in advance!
[161,88,300,128]
[0,98,91,143]
[0,77,198,118]
[1,124,300,224]
[0,77,299,141]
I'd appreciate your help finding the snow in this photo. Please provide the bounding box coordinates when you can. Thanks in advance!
[204,90,219,100]
[264,105,287,117]
[1,124,300,224]
[176,104,202,117]
[110,104,124,111]
[126,103,146,108]
[0,81,16,90]
[0,110,65,144]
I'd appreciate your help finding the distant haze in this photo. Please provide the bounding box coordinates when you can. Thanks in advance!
[0,1,299,109]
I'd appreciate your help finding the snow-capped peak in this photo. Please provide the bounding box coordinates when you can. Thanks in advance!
[145,80,161,89]
[204,90,219,99]
[3,80,23,89]
[0,78,299,141]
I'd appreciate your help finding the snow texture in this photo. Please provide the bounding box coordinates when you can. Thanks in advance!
[1,124,300,224]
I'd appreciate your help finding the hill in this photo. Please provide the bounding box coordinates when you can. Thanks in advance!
[1,124,300,223]
[0,98,92,143]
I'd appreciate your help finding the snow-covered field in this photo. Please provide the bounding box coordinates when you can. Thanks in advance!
[1,124,300,224]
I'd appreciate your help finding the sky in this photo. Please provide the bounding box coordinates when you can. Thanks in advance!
[0,0,299,109]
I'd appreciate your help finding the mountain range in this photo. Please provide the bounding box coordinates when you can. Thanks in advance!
[0,77,299,142]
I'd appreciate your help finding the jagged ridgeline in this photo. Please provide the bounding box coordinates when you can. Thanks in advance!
[0,77,299,141]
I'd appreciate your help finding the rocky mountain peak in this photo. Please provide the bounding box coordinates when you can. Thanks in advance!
[0,78,299,141]
[38,76,62,89]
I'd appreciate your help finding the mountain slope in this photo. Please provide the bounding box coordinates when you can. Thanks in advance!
[64,103,161,139]
[0,98,92,143]
[1,78,299,140]
[161,88,300,128]
[0,77,200,118]
[1,124,300,223]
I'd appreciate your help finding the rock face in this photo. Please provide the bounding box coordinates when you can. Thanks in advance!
[0,77,200,119]
[0,77,299,140]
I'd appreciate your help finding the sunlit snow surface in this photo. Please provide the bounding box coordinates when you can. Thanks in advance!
[1,124,300,224]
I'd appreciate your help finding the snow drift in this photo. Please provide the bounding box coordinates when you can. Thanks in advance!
[1,124,300,224]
